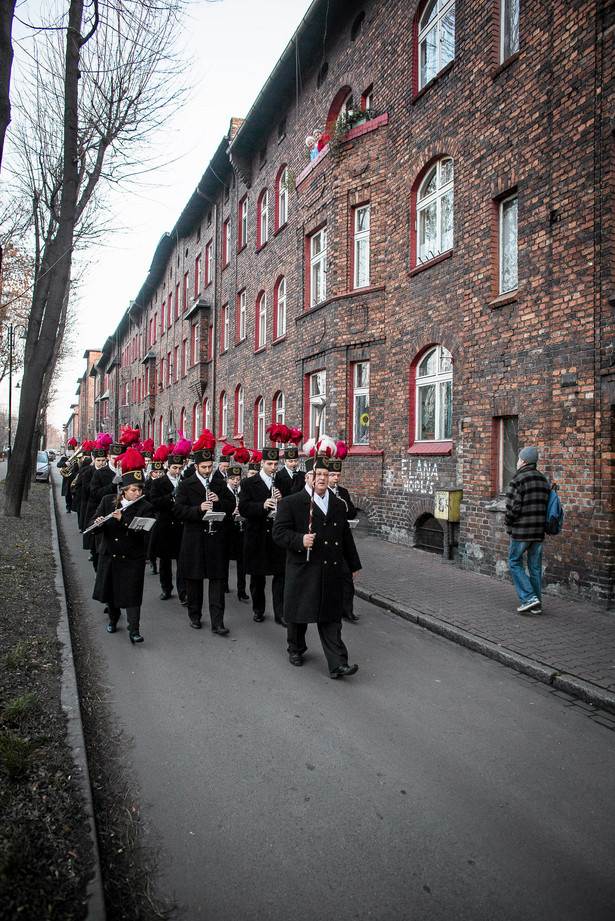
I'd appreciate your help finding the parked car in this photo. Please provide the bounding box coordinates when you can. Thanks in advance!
[46,449,57,461]
[36,451,50,483]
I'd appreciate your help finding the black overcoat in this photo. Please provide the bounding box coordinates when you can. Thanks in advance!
[83,464,116,550]
[220,482,243,562]
[274,466,305,498]
[148,474,183,560]
[74,461,95,531]
[238,473,286,575]
[333,484,358,520]
[272,488,361,623]
[57,455,78,496]
[174,475,234,580]
[91,494,155,607]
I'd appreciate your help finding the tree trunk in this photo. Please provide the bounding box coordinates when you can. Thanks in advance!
[3,0,84,517]
[0,0,16,173]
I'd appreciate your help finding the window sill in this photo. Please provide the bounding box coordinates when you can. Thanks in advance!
[411,60,455,104]
[256,241,268,254]
[222,261,230,272]
[408,442,452,456]
[272,334,287,345]
[274,222,287,237]
[254,345,266,355]
[491,52,520,80]
[408,250,453,277]
[234,336,247,347]
[300,284,386,317]
[237,243,247,254]
[490,291,518,309]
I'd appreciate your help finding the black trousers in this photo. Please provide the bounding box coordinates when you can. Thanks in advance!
[185,577,225,628]
[159,556,186,597]
[342,564,354,616]
[108,605,141,634]
[249,573,284,619]
[287,620,349,671]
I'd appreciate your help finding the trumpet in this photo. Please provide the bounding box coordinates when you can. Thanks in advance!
[60,446,83,477]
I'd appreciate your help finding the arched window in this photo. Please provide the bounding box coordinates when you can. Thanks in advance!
[159,415,164,445]
[416,158,453,264]
[274,276,286,339]
[418,0,455,90]
[256,291,267,350]
[276,165,288,230]
[255,397,265,448]
[202,397,211,432]
[192,402,199,440]
[235,384,244,436]
[326,84,352,132]
[219,391,228,438]
[180,406,186,437]
[257,189,269,248]
[413,345,453,443]
[274,391,285,424]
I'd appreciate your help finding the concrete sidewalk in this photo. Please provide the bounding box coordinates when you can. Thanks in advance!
[353,534,615,715]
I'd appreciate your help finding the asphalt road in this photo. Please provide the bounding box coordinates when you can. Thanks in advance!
[54,472,615,921]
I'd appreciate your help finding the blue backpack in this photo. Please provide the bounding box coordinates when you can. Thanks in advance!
[545,483,564,536]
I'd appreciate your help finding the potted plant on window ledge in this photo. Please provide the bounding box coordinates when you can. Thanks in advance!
[329,107,375,161]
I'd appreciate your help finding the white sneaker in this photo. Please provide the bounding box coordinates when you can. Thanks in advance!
[517,598,539,613]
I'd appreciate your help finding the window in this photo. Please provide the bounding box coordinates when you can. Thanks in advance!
[160,303,165,335]
[417,158,454,264]
[308,370,327,437]
[500,0,519,62]
[192,402,199,440]
[278,117,287,143]
[205,240,213,286]
[207,325,213,361]
[175,283,180,320]
[274,277,286,340]
[219,392,228,438]
[167,293,172,328]
[166,351,172,385]
[255,397,265,448]
[237,289,247,342]
[352,361,370,445]
[235,385,244,435]
[276,167,288,230]
[351,11,365,41]
[499,194,518,295]
[194,254,201,296]
[275,391,285,424]
[183,272,189,312]
[353,205,370,289]
[191,323,199,365]
[257,190,269,247]
[203,397,211,432]
[159,357,165,388]
[361,84,373,110]
[309,227,327,307]
[159,416,164,445]
[174,345,179,382]
[221,303,229,352]
[418,0,455,90]
[256,292,267,350]
[493,415,518,494]
[415,346,452,442]
[238,196,248,250]
[181,339,187,377]
[223,219,231,266]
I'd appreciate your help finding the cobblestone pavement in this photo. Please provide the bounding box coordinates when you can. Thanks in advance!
[353,535,615,711]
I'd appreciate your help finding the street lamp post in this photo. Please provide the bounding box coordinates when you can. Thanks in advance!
[7,323,27,466]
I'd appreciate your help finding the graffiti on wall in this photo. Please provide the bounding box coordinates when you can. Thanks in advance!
[384,458,439,495]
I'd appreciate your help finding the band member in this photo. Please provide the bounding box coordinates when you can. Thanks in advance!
[210,449,232,495]
[90,449,155,644]
[274,445,305,498]
[83,435,114,571]
[57,438,79,513]
[144,447,165,572]
[328,458,359,622]
[149,444,186,603]
[238,446,287,624]
[72,441,95,532]
[272,455,361,678]
[174,436,234,633]
[223,464,248,601]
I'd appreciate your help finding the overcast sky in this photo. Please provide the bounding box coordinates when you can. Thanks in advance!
[4,0,312,432]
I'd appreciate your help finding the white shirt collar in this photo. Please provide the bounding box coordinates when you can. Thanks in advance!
[260,469,272,489]
[196,471,210,490]
[304,483,329,514]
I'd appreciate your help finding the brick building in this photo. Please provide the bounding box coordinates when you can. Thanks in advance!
[84,0,615,605]
[69,349,101,442]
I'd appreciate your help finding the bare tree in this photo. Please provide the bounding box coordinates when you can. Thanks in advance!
[0,239,34,382]
[3,0,186,516]
[0,0,16,173]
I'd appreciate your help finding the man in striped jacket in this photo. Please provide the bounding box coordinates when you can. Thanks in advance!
[505,446,551,615]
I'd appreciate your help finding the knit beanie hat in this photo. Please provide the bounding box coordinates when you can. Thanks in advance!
[519,446,538,465]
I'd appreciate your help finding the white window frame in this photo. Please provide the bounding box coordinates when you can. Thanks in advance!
[353,205,370,289]
[278,169,288,227]
[257,293,267,349]
[256,397,266,448]
[415,345,453,443]
[222,304,229,352]
[203,397,211,432]
[500,0,519,63]
[194,254,201,295]
[499,194,518,295]
[418,0,455,90]
[353,361,370,445]
[276,277,286,338]
[309,370,327,437]
[417,158,454,264]
[310,228,327,307]
[236,385,244,435]
[240,197,248,248]
[260,190,269,245]
[220,392,228,438]
[224,219,231,265]
[239,290,247,341]
[275,391,285,425]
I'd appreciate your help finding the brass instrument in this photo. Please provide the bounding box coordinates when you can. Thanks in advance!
[60,446,83,477]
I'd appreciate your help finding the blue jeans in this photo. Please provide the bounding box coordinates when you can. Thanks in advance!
[508,540,543,604]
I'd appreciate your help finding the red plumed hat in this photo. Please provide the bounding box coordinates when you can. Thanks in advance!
[119,448,147,487]
[221,443,236,457]
[234,446,251,464]
[289,427,303,445]
[67,437,78,448]
[140,437,155,455]
[153,445,169,463]
[119,425,140,447]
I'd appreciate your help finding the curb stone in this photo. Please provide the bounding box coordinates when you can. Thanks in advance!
[49,485,106,920]
[355,586,615,716]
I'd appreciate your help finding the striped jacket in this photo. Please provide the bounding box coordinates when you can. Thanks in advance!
[505,463,550,541]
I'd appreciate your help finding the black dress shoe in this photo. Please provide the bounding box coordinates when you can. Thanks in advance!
[253,613,265,622]
[179,593,188,606]
[129,633,144,644]
[329,663,359,679]
[212,625,230,636]
[274,616,288,626]
[237,591,249,602]
[190,621,202,629]
[289,652,303,666]
[107,623,117,634]
[159,591,172,600]
[344,612,359,623]
[150,563,158,575]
